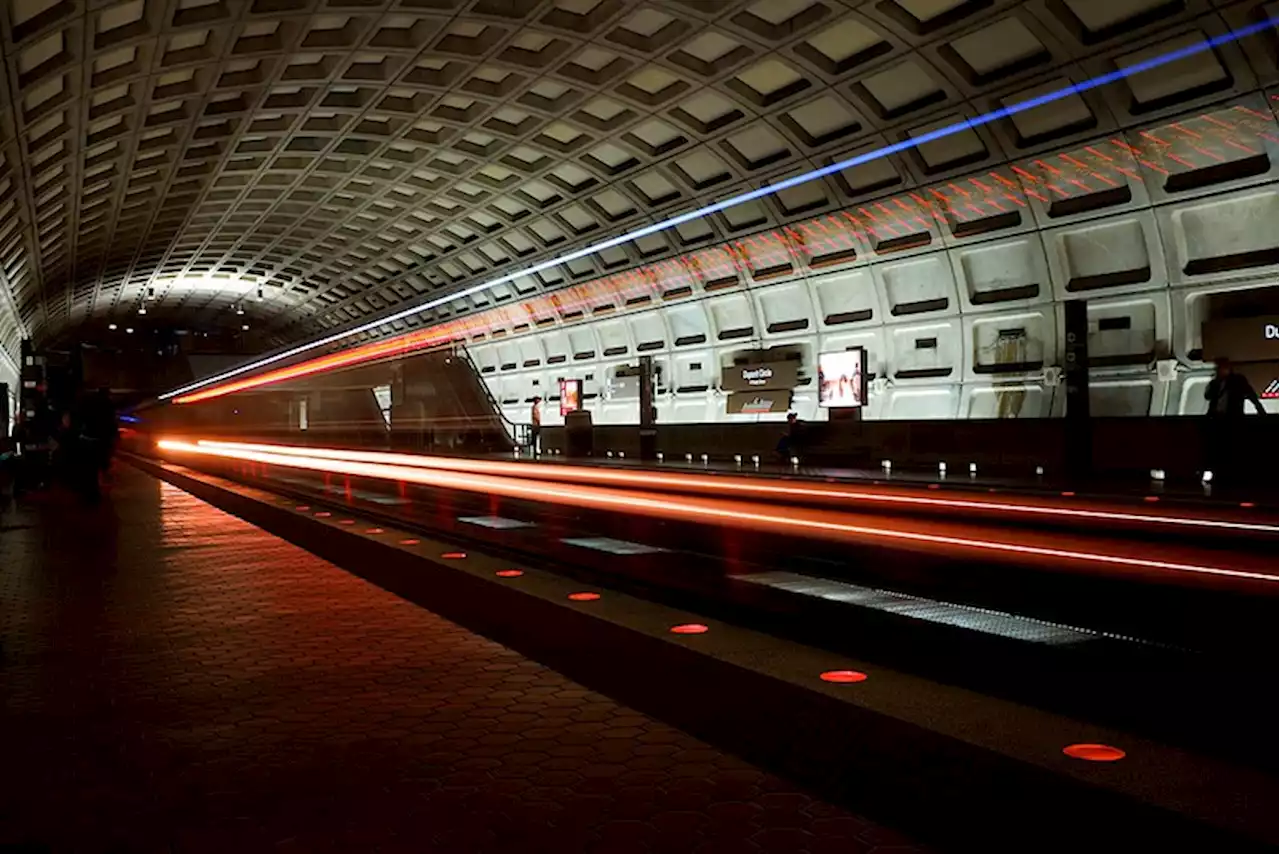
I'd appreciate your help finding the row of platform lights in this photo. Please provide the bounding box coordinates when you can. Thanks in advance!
[296,495,1125,764]
[543,447,1049,479]
[544,449,1216,487]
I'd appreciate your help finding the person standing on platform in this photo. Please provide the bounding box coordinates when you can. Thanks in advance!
[530,396,542,456]
[776,412,804,461]
[83,388,119,487]
[1203,357,1265,486]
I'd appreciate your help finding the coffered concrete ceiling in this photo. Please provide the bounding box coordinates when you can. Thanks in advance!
[0,0,1273,363]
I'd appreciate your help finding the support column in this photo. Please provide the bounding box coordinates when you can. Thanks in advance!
[638,355,657,461]
[1063,300,1091,480]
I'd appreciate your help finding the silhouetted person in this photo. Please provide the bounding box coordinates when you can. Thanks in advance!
[1204,357,1265,418]
[9,412,48,495]
[1203,357,1265,486]
[0,432,15,508]
[51,411,80,488]
[776,412,803,460]
[82,388,119,483]
[529,396,542,456]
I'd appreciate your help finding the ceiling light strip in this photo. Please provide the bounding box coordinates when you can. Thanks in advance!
[158,18,1279,403]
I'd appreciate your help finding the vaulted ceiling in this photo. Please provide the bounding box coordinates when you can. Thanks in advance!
[0,0,1273,365]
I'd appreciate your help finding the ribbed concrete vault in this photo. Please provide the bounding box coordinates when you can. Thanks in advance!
[0,0,1274,378]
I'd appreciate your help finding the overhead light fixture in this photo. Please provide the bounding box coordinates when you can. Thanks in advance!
[108,323,118,331]
[126,328,134,334]
[154,19,1280,405]
[236,305,244,316]
[242,324,249,331]
[137,306,147,315]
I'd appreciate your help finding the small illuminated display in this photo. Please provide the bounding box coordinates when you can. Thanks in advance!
[818,348,866,409]
[559,379,582,416]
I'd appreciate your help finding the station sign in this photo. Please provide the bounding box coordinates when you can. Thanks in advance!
[720,360,798,392]
[725,390,792,414]
[1201,315,1279,363]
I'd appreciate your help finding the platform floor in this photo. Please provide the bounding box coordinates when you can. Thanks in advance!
[0,470,925,853]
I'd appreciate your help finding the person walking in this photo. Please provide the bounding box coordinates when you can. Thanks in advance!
[529,396,542,456]
[1203,357,1266,486]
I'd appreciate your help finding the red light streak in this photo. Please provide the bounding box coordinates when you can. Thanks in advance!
[157,439,1278,585]
[194,441,1278,535]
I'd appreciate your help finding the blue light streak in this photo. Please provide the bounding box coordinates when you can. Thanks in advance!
[159,18,1279,401]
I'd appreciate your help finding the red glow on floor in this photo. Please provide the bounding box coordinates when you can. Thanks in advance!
[1062,743,1126,762]
[670,623,709,634]
[399,538,420,546]
[295,505,309,511]
[495,569,524,578]
[1240,502,1255,508]
[339,519,355,525]
[1061,492,1075,497]
[365,528,384,534]
[820,670,868,684]
[568,592,601,601]
[315,511,331,517]
[440,552,467,559]
[927,484,939,490]
[1143,496,1160,503]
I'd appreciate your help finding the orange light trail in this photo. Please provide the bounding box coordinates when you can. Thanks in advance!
[157,439,1278,586]
[193,440,1276,535]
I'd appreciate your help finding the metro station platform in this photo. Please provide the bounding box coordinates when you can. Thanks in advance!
[2,461,1274,853]
[0,468,924,854]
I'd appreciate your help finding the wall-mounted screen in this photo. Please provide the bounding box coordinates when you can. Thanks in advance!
[818,348,866,409]
[559,379,582,416]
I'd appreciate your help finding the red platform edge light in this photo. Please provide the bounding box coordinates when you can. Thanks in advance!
[295,505,309,511]
[365,527,385,534]
[1062,743,1126,762]
[495,569,524,578]
[339,519,355,525]
[568,592,601,601]
[315,511,331,517]
[670,623,709,635]
[820,670,869,684]
[440,551,467,559]
[399,538,421,546]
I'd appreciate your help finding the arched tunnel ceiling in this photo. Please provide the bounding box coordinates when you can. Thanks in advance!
[0,0,1274,362]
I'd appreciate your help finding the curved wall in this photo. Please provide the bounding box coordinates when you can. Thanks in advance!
[464,96,1279,428]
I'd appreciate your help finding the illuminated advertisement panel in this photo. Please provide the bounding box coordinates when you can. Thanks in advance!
[559,379,582,416]
[818,348,866,409]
